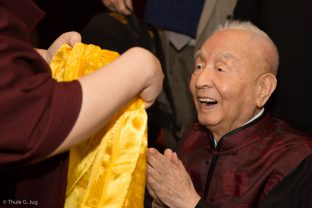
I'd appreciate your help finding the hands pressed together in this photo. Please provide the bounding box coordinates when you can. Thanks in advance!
[146,148,201,208]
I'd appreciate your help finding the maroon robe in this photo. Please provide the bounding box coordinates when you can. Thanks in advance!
[0,0,82,207]
[177,113,312,208]
[258,154,312,208]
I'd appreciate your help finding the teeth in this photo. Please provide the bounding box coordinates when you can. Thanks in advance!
[198,97,217,103]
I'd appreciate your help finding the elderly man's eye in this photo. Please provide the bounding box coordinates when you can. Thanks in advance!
[217,67,224,72]
[195,63,205,70]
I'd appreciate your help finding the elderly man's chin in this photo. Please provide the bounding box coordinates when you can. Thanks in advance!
[197,113,219,127]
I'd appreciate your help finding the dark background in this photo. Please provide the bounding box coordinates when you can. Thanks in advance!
[33,0,146,48]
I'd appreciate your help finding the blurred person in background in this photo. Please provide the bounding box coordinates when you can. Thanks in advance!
[102,0,237,150]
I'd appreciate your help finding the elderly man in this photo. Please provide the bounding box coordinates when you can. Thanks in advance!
[146,21,312,208]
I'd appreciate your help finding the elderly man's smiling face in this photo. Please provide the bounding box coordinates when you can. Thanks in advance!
[190,29,275,140]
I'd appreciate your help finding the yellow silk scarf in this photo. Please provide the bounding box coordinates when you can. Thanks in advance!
[50,43,147,208]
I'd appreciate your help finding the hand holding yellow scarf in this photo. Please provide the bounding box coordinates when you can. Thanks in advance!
[50,43,147,208]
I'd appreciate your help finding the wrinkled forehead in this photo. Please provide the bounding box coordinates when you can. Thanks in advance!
[202,29,254,51]
[218,30,264,55]
[197,30,253,62]
[197,28,278,75]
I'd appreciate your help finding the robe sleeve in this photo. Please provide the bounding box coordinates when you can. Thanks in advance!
[258,154,312,208]
[0,1,82,169]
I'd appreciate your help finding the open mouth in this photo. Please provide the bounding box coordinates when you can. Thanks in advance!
[198,97,218,106]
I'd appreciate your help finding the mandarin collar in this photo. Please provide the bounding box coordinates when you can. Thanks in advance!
[207,112,274,153]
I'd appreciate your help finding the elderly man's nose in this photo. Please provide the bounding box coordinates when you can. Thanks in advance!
[195,69,213,88]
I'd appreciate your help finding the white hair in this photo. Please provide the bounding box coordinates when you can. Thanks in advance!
[215,20,279,74]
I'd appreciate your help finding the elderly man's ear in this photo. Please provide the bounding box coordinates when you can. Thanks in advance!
[256,73,277,108]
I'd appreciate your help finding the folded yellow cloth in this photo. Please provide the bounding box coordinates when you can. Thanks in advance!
[50,43,147,208]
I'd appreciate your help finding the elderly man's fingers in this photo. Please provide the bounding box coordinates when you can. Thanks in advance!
[146,163,161,180]
[147,166,163,189]
[148,147,158,154]
[147,151,161,168]
[172,152,183,167]
[148,148,171,162]
[147,161,176,188]
[164,148,173,159]
[147,149,167,169]
[146,182,159,200]
[147,184,167,208]
[146,171,169,199]
[146,183,154,197]
[146,183,153,195]
[177,157,189,174]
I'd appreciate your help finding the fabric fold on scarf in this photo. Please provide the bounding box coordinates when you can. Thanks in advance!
[50,43,147,208]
